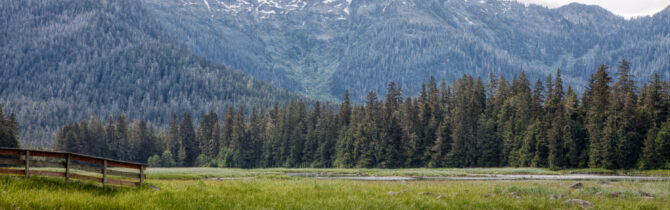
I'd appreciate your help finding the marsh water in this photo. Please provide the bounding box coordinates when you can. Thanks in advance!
[287,173,670,181]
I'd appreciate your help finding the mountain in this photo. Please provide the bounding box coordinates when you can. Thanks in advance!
[0,0,305,147]
[141,0,670,101]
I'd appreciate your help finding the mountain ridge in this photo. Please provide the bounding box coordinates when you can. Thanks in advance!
[142,0,670,102]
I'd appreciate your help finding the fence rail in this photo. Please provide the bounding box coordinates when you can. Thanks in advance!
[0,147,145,187]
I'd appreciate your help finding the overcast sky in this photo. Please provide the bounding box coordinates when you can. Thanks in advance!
[515,0,670,18]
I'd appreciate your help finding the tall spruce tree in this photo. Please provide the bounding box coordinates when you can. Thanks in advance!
[610,59,641,168]
[447,76,485,167]
[564,87,588,168]
[115,115,129,160]
[585,65,613,168]
[639,74,669,169]
[0,103,19,148]
[179,113,197,166]
[547,69,566,169]
[197,110,218,158]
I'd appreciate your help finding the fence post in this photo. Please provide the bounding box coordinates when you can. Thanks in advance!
[139,165,145,186]
[102,159,107,187]
[65,153,71,181]
[24,150,30,177]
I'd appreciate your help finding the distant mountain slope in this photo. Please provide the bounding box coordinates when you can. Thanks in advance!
[142,0,670,101]
[0,0,303,147]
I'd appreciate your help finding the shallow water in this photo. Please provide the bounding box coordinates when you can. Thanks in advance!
[288,173,670,181]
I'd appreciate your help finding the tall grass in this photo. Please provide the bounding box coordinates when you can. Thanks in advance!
[1,175,668,209]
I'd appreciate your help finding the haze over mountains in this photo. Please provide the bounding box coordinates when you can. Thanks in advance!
[142,0,670,101]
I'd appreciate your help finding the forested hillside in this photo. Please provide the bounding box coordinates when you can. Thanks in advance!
[55,61,670,169]
[142,0,670,101]
[0,0,303,147]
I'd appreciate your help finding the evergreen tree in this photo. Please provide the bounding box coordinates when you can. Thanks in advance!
[314,107,338,167]
[231,106,251,168]
[501,73,532,166]
[207,122,221,159]
[87,117,106,158]
[104,117,116,158]
[476,115,501,167]
[547,69,566,169]
[197,110,218,158]
[115,115,129,160]
[0,103,19,148]
[639,74,669,168]
[610,59,641,168]
[585,65,612,168]
[179,112,197,166]
[655,118,670,168]
[221,107,235,149]
[167,114,180,160]
[429,114,452,167]
[338,91,352,127]
[447,76,485,167]
[564,87,588,168]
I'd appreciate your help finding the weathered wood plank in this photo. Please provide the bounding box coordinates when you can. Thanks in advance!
[70,154,104,165]
[29,160,66,168]
[0,158,23,166]
[30,170,66,178]
[69,173,103,183]
[107,160,141,170]
[30,151,67,159]
[0,150,23,156]
[106,178,138,187]
[0,168,24,175]
[70,163,102,174]
[107,169,141,179]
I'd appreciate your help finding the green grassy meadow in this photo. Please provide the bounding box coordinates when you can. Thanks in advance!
[1,168,669,209]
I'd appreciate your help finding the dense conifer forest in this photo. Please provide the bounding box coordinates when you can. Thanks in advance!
[49,60,670,169]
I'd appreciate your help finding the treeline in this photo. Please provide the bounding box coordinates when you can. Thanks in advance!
[54,60,670,169]
[0,103,20,148]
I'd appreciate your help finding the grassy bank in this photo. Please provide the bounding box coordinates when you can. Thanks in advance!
[1,175,668,209]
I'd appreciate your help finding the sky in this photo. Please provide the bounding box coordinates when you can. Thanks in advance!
[515,0,670,18]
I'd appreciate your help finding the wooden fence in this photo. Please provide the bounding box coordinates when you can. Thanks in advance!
[0,147,145,187]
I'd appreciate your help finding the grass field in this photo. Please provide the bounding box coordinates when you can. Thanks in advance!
[1,168,669,209]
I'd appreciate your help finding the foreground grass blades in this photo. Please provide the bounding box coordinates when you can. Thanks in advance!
[1,174,669,209]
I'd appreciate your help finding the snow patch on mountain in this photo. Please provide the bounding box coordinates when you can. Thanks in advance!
[180,0,355,19]
[203,0,212,12]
